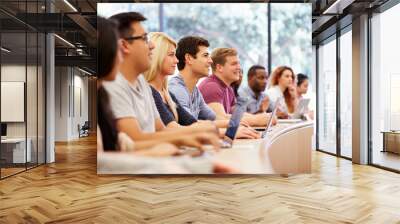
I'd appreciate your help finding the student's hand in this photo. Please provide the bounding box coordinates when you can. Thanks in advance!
[212,161,238,174]
[175,132,221,151]
[134,143,179,157]
[259,96,270,113]
[239,119,251,127]
[190,120,219,134]
[276,108,289,119]
[235,126,261,139]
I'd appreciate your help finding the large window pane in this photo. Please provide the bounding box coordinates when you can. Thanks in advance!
[0,0,46,179]
[98,3,269,85]
[1,30,28,177]
[164,3,268,80]
[271,3,312,76]
[339,29,352,158]
[318,37,337,154]
[371,4,400,171]
[98,3,159,31]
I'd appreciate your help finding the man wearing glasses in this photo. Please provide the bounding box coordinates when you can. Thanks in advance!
[103,12,162,141]
[103,12,218,146]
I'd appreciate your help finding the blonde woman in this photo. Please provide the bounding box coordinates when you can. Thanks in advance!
[144,32,205,128]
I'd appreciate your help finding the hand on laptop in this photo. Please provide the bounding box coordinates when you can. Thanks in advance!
[173,132,221,151]
[235,126,261,139]
[190,120,219,135]
[134,143,180,157]
[239,119,251,127]
[276,107,289,119]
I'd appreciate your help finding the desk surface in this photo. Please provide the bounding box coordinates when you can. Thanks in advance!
[98,121,314,174]
[213,121,314,174]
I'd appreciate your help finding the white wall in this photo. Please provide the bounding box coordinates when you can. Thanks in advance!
[1,64,45,164]
[54,67,89,141]
[1,65,40,138]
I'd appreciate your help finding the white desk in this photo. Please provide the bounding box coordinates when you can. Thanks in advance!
[214,121,313,174]
[1,138,32,163]
[97,121,314,174]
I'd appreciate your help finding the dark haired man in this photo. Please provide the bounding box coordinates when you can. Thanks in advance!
[169,36,216,120]
[238,65,270,114]
[169,36,259,139]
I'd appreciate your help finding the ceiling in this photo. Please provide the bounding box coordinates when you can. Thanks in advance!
[311,0,390,44]
[0,0,97,73]
[1,0,396,73]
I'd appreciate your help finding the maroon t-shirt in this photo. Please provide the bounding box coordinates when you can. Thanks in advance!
[198,74,236,114]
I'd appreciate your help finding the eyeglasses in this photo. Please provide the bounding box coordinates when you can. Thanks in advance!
[123,33,148,43]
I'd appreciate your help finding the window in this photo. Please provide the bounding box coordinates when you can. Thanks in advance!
[98,3,311,86]
[271,3,312,76]
[317,37,337,154]
[339,28,352,158]
[0,1,46,179]
[371,3,400,171]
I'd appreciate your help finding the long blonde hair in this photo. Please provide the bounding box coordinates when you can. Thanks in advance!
[144,32,178,120]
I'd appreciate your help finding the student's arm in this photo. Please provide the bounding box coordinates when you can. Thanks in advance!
[117,117,217,144]
[170,93,197,126]
[207,102,230,120]
[214,119,229,128]
[242,112,268,126]
[242,112,278,127]
[168,83,193,117]
[151,87,176,129]
[198,92,217,120]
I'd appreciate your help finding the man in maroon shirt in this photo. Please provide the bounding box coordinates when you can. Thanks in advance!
[198,48,274,126]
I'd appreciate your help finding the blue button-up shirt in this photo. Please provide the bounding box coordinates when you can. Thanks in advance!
[168,74,216,120]
[238,85,267,114]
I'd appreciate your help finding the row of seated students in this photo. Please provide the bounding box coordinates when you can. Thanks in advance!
[237,65,313,120]
[97,12,311,174]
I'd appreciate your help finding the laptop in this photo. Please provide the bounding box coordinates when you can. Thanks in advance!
[221,96,250,148]
[290,98,310,119]
[254,97,282,132]
[259,102,278,138]
[178,96,249,155]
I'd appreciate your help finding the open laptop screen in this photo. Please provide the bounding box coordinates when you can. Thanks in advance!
[261,101,278,138]
[225,97,248,140]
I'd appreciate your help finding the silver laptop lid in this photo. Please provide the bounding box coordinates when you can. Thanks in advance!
[224,96,249,140]
[261,97,281,137]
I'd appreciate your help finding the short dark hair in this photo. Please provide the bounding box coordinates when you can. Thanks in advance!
[98,17,118,78]
[176,36,210,70]
[297,73,309,86]
[109,12,146,38]
[247,65,266,80]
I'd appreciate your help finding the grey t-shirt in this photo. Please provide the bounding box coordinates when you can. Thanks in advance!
[169,74,216,120]
[103,73,160,133]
